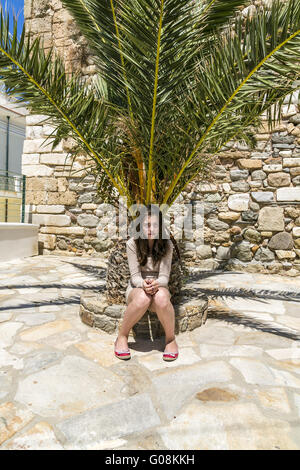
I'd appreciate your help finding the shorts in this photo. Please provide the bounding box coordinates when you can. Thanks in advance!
[125,283,171,305]
[125,283,135,305]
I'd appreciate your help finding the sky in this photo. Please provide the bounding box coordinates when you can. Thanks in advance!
[0,1,24,94]
[3,0,24,38]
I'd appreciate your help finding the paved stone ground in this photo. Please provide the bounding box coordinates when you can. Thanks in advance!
[0,254,300,450]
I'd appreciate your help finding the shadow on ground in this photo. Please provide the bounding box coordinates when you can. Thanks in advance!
[1,265,300,341]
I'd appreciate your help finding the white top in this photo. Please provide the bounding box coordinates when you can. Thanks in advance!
[126,237,174,288]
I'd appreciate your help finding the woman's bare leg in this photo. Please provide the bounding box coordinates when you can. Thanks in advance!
[150,288,178,353]
[115,288,152,350]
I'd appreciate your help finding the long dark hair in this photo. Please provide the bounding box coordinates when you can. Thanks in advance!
[131,204,171,266]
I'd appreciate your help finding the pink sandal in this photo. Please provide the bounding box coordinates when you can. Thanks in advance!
[114,340,131,360]
[163,351,179,362]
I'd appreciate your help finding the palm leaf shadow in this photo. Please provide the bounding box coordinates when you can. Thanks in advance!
[0,261,106,311]
[64,263,300,340]
[185,271,300,341]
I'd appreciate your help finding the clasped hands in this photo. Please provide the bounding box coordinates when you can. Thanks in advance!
[143,278,159,295]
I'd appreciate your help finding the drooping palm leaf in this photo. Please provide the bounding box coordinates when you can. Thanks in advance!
[0,0,300,215]
[60,0,300,208]
[60,1,253,203]
[0,5,136,206]
[162,0,300,205]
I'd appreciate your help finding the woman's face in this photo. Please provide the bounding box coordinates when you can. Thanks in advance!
[142,215,159,239]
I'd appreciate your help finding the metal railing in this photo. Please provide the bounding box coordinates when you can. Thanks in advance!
[0,170,26,223]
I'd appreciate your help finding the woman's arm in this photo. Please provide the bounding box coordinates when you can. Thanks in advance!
[126,238,144,288]
[156,240,174,288]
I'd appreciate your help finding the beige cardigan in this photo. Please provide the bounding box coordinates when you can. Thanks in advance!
[126,237,174,288]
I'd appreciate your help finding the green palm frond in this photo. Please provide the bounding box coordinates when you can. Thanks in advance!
[196,0,250,30]
[162,0,300,205]
[1,0,300,213]
[0,5,131,203]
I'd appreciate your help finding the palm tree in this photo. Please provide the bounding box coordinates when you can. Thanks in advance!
[0,0,300,304]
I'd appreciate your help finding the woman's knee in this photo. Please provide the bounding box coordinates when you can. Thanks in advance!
[129,288,152,309]
[152,288,171,309]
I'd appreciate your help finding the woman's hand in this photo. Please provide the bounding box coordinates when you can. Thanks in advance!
[143,278,159,295]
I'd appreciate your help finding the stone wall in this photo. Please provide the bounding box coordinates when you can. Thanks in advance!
[23,0,300,277]
[183,107,300,277]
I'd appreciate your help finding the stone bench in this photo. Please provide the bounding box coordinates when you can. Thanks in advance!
[79,288,209,339]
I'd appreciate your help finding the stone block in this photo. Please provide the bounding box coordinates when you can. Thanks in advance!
[204,193,221,203]
[22,165,53,177]
[292,176,300,185]
[227,194,250,211]
[257,207,284,231]
[38,234,56,250]
[32,214,71,226]
[26,190,48,205]
[23,139,63,154]
[26,126,45,139]
[1,421,64,450]
[294,239,300,249]
[267,172,291,187]
[218,211,240,222]
[281,103,298,117]
[81,203,98,210]
[251,170,266,180]
[275,250,296,260]
[262,164,282,173]
[222,183,231,192]
[250,152,271,159]
[285,207,300,218]
[24,0,33,19]
[21,153,40,165]
[231,181,250,192]
[78,193,96,204]
[283,158,300,167]
[268,232,293,250]
[93,315,117,334]
[47,192,77,205]
[216,246,231,260]
[249,181,262,188]
[255,133,271,141]
[244,228,261,243]
[237,159,262,170]
[40,153,72,165]
[198,184,219,193]
[80,295,110,314]
[277,188,300,202]
[40,226,85,235]
[279,150,293,157]
[77,214,99,227]
[251,191,274,203]
[57,178,68,192]
[26,115,51,126]
[293,227,300,238]
[79,306,94,327]
[43,124,58,136]
[196,245,212,259]
[26,177,58,192]
[26,17,52,34]
[36,205,65,214]
[206,217,229,231]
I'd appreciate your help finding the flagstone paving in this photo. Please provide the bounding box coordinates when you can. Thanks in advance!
[0,254,300,450]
